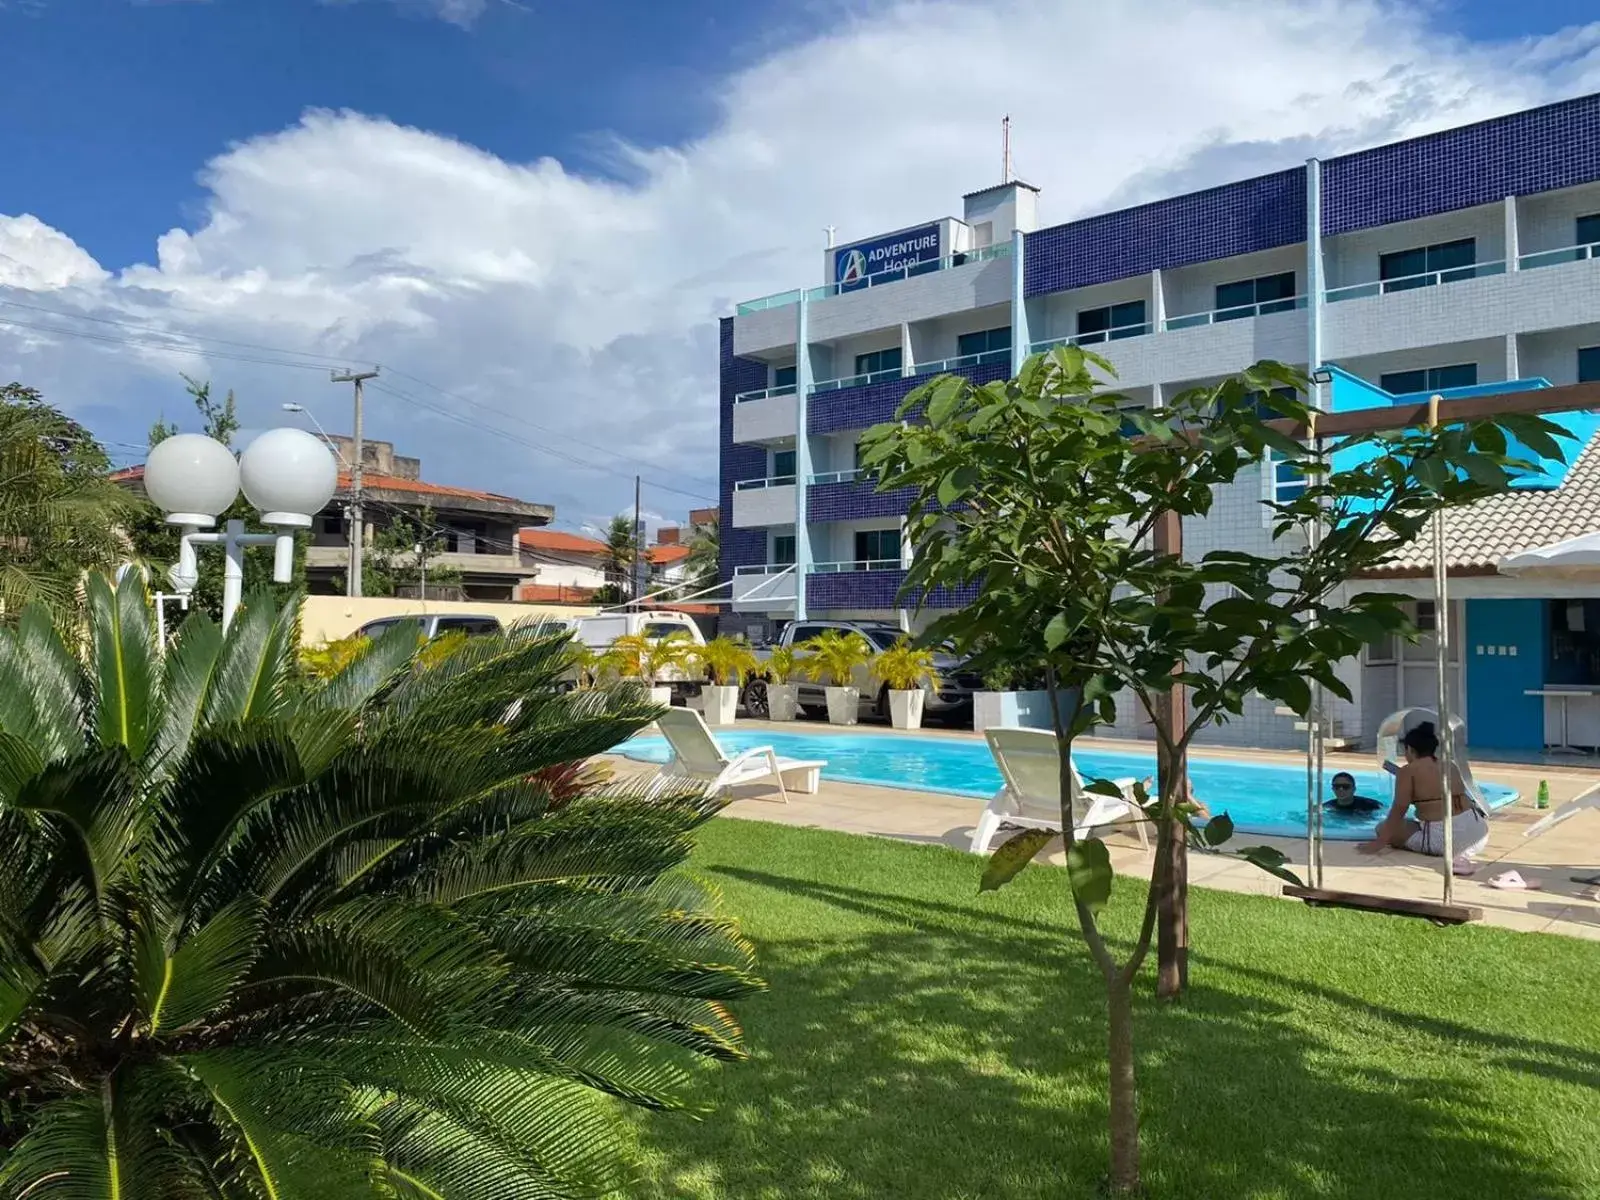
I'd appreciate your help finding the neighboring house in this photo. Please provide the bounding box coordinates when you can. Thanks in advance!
[719,90,1600,752]
[516,529,610,599]
[648,527,693,588]
[114,434,555,602]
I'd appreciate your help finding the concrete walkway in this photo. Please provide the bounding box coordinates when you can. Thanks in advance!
[615,724,1600,941]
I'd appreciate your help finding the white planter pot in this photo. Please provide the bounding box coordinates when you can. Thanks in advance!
[768,683,799,722]
[888,689,925,730]
[973,689,1057,732]
[649,685,673,707]
[825,686,860,726]
[701,684,739,726]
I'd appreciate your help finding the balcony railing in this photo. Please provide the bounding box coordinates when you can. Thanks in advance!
[733,475,796,491]
[734,562,797,575]
[807,468,871,485]
[811,367,905,394]
[1028,322,1150,354]
[733,383,798,404]
[734,243,1011,315]
[810,559,902,573]
[1517,241,1600,271]
[913,347,1011,375]
[1162,295,1307,331]
[1323,259,1506,303]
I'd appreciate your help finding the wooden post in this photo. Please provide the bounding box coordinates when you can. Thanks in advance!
[1152,509,1188,999]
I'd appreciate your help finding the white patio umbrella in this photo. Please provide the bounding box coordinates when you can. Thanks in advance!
[1501,531,1600,579]
[1497,534,1600,861]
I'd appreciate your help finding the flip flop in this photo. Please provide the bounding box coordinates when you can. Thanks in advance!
[1487,870,1541,891]
[1572,873,1600,886]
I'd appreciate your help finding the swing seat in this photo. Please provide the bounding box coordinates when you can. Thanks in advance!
[1283,885,1481,924]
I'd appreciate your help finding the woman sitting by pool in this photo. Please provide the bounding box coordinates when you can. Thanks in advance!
[1359,721,1489,860]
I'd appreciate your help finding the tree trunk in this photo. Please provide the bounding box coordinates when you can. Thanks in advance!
[1106,976,1141,1193]
[1153,670,1189,1000]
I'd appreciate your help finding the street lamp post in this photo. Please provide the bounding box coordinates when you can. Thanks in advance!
[143,429,338,632]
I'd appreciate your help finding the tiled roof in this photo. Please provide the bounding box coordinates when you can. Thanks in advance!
[111,464,532,508]
[518,529,609,554]
[648,543,691,564]
[1364,432,1600,576]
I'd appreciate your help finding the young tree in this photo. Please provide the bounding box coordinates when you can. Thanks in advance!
[858,347,1561,1194]
[362,505,462,598]
[0,383,134,620]
[686,518,720,590]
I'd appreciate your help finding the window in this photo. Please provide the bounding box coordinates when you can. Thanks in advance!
[1581,347,1600,383]
[853,528,900,566]
[1077,301,1147,342]
[1379,364,1478,395]
[1415,600,1437,632]
[1214,271,1296,319]
[316,513,344,535]
[435,617,501,637]
[854,347,903,380]
[787,623,826,647]
[1378,238,1475,291]
[956,326,1012,360]
[773,364,797,391]
[1578,214,1600,248]
[772,534,796,566]
[771,449,796,480]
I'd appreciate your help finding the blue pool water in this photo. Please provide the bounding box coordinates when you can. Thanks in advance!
[617,729,1520,840]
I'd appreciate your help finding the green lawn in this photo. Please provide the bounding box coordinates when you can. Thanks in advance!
[623,819,1600,1200]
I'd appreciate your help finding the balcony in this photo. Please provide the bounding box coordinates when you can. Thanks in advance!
[1162,295,1307,330]
[731,385,797,444]
[731,475,797,527]
[731,563,797,612]
[1517,239,1600,271]
[1323,259,1506,304]
[1028,319,1151,353]
[303,545,524,576]
[806,472,914,522]
[804,563,978,610]
[735,244,1012,316]
[806,356,1011,436]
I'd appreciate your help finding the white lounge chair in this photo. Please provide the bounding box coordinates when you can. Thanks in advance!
[652,707,825,804]
[972,727,1150,854]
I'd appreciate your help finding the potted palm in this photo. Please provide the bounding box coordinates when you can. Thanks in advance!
[694,635,760,726]
[603,631,693,706]
[972,657,1057,732]
[801,629,873,726]
[762,644,801,721]
[870,637,940,730]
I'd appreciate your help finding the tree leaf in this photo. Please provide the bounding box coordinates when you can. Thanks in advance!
[1044,612,1070,650]
[1066,838,1113,915]
[1237,844,1304,886]
[978,828,1055,892]
[1201,812,1234,847]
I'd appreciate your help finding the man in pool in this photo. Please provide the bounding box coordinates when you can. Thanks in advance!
[1324,771,1382,813]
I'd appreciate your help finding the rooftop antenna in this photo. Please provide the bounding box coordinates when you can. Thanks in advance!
[1002,114,1012,184]
[824,224,836,248]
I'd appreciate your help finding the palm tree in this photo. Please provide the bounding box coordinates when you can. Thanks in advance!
[0,572,761,1198]
[685,520,720,589]
[604,514,637,596]
[0,384,133,620]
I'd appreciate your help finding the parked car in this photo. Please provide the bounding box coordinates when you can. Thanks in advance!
[354,613,504,641]
[742,619,981,722]
[571,609,708,702]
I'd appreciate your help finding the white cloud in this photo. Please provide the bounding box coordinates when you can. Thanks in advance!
[318,0,494,29]
[4,0,1600,527]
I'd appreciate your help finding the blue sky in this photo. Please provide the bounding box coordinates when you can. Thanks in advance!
[1,0,1599,528]
[2,0,803,271]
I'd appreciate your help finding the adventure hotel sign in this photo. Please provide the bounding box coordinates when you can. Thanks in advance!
[833,223,942,291]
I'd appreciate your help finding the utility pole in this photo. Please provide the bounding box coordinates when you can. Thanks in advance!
[331,368,379,596]
[632,474,645,609]
[1002,114,1012,184]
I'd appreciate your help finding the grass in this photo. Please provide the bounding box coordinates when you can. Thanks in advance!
[624,818,1600,1200]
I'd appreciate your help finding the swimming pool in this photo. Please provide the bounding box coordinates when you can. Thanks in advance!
[617,728,1520,840]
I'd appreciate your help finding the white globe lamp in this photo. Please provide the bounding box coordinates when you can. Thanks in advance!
[143,433,240,527]
[239,427,338,528]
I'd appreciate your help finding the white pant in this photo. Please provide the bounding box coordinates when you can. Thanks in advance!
[1405,808,1489,858]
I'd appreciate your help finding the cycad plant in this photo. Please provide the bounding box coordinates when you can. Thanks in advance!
[693,637,760,688]
[798,629,873,688]
[0,573,761,1198]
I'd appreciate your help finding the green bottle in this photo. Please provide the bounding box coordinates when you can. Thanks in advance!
[1537,780,1550,810]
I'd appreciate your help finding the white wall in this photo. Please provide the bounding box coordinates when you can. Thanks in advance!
[1323,202,1505,289]
[732,393,798,444]
[1517,182,1600,255]
[1520,323,1600,383]
[1331,337,1509,387]
[906,302,1012,364]
[1162,245,1305,320]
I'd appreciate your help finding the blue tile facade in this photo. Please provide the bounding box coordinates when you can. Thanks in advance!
[719,316,772,584]
[1322,93,1600,236]
[807,479,916,523]
[806,569,980,610]
[809,358,1011,435]
[1024,168,1305,297]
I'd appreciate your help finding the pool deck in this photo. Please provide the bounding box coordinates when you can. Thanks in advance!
[612,721,1600,942]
